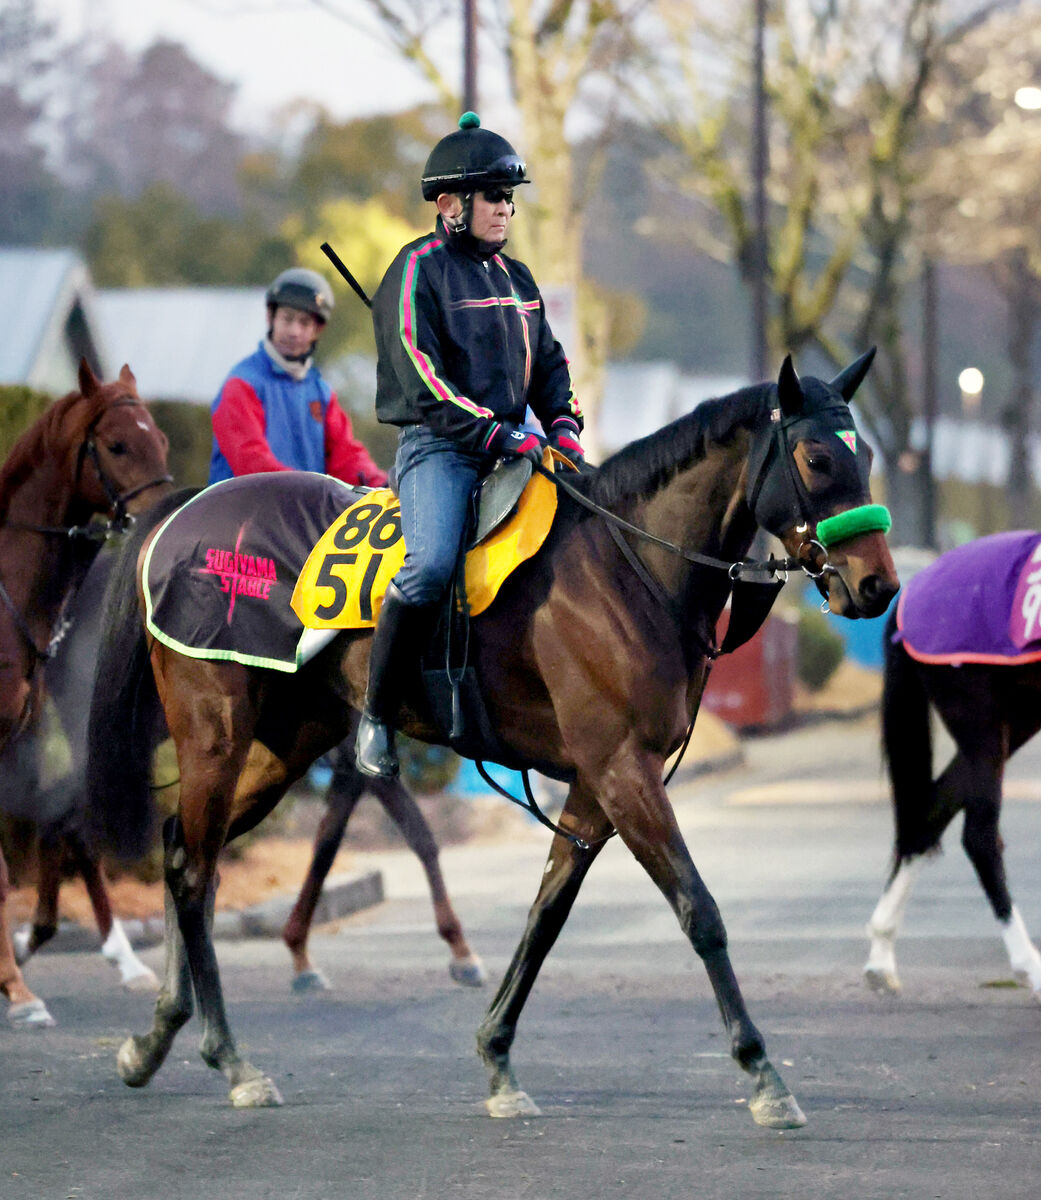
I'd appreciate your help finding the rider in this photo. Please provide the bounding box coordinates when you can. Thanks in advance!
[355,112,585,778]
[209,267,386,487]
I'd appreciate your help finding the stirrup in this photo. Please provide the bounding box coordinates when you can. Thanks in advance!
[355,709,399,778]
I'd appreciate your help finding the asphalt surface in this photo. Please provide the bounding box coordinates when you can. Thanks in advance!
[4,711,1041,1200]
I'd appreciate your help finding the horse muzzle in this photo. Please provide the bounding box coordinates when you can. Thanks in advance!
[815,532,900,619]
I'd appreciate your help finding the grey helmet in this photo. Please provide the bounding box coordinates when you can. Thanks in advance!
[265,268,335,322]
[421,112,530,201]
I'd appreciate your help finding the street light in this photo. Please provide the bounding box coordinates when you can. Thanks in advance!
[1014,86,1041,111]
[958,366,984,415]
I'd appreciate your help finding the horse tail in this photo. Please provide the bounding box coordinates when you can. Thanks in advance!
[86,488,196,862]
[880,604,935,875]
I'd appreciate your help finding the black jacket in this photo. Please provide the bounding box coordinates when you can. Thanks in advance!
[372,218,583,455]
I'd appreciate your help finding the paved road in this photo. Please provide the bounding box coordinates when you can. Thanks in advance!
[4,712,1041,1200]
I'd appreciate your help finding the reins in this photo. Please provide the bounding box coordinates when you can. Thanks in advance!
[532,460,822,581]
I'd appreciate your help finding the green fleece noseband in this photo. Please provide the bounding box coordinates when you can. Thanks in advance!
[816,504,892,548]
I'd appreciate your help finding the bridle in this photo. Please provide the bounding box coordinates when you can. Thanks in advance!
[0,396,173,670]
[532,404,838,605]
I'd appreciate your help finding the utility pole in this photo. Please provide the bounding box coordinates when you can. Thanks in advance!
[921,256,938,549]
[750,0,769,382]
[463,0,477,113]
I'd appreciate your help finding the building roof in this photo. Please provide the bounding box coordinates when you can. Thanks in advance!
[95,287,265,404]
[0,246,110,392]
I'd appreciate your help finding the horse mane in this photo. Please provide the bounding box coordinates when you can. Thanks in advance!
[581,382,772,509]
[0,387,111,523]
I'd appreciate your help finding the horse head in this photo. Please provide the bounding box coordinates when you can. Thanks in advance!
[68,359,172,521]
[746,350,899,619]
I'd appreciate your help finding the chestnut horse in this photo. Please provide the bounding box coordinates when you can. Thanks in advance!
[0,361,171,1027]
[87,354,898,1125]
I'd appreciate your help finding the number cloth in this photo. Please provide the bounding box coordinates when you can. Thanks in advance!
[895,530,1041,666]
[143,472,364,672]
[292,451,558,629]
[140,462,559,673]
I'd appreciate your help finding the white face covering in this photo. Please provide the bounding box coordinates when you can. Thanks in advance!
[263,335,312,382]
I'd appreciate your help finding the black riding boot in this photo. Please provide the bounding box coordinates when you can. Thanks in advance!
[355,581,430,778]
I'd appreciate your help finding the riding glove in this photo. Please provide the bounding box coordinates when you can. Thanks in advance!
[500,427,544,468]
[548,417,587,470]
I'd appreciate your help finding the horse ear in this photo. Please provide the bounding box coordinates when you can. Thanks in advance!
[777,354,803,417]
[78,357,99,397]
[831,347,876,402]
[118,363,137,391]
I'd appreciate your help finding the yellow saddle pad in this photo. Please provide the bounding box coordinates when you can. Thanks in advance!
[291,448,563,629]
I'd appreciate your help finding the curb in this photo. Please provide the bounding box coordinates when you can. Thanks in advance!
[28,869,384,953]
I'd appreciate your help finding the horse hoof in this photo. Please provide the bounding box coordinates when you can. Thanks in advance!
[486,1089,541,1118]
[117,1036,156,1087]
[122,967,161,994]
[7,998,56,1029]
[449,955,487,988]
[230,1076,283,1108]
[291,968,332,994]
[864,965,901,995]
[749,1061,807,1130]
[749,1089,808,1129]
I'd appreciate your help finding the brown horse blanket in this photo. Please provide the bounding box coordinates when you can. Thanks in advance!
[143,472,364,671]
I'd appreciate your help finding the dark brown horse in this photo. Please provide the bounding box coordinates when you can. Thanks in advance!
[0,361,171,1028]
[87,354,898,1124]
[865,535,1041,998]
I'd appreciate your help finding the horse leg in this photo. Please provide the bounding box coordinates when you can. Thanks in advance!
[598,757,804,1129]
[1,847,55,1028]
[15,829,61,964]
[172,723,283,1107]
[65,831,160,992]
[117,819,194,1087]
[952,741,1041,996]
[282,768,361,993]
[371,772,486,987]
[476,781,614,1118]
[863,858,925,994]
[864,749,973,995]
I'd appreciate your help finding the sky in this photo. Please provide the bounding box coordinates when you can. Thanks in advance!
[44,0,506,133]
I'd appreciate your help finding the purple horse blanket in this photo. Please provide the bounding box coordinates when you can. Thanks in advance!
[895,530,1041,665]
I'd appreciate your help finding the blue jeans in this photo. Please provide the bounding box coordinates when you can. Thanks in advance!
[391,424,492,605]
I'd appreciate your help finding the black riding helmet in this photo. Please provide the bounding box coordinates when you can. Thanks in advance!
[421,112,531,201]
[265,268,335,324]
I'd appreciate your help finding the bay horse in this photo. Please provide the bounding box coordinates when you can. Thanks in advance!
[87,353,898,1125]
[0,361,171,1028]
[865,532,1041,999]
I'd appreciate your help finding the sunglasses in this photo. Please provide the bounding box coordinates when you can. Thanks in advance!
[482,188,514,205]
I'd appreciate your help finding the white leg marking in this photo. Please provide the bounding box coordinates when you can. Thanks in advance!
[102,919,160,992]
[1001,906,1041,995]
[864,857,926,994]
[12,926,31,965]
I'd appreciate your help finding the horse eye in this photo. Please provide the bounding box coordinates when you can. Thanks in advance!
[806,454,832,475]
[107,441,128,456]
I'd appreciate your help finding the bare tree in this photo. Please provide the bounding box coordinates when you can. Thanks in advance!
[641,0,1025,543]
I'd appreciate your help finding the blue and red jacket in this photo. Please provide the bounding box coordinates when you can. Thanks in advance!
[209,342,385,486]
